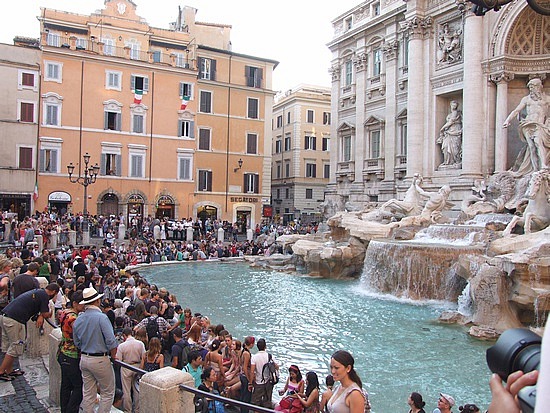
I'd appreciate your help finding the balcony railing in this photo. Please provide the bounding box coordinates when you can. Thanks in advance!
[42,34,196,70]
[364,158,384,172]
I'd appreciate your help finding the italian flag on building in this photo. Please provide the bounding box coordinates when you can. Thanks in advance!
[180,95,190,110]
[134,89,143,104]
[33,181,39,201]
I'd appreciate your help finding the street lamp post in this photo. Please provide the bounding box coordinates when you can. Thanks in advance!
[67,152,100,245]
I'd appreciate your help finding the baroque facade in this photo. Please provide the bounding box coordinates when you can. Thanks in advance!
[325,0,549,208]
[271,85,331,224]
[26,0,277,228]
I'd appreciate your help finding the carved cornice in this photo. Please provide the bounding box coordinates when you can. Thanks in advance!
[483,56,550,76]
[489,72,514,84]
[382,40,399,61]
[400,16,433,40]
[431,72,463,90]
[353,52,369,72]
[329,65,341,82]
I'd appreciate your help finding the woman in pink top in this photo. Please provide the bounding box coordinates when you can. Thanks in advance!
[327,350,365,413]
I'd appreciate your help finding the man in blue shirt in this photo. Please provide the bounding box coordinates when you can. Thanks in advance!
[73,287,118,413]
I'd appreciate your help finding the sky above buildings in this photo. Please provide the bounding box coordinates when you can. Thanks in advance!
[0,0,362,92]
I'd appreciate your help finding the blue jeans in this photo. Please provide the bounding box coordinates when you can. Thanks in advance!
[239,374,252,413]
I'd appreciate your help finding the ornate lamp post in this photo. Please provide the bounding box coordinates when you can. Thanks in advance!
[67,152,100,244]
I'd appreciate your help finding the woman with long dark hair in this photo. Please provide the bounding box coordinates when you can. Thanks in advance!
[327,350,365,413]
[297,371,321,413]
[407,392,426,413]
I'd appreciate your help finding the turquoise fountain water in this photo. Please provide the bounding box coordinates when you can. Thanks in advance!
[140,261,492,413]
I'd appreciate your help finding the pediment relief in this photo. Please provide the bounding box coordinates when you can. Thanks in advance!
[364,115,385,126]
[337,121,356,132]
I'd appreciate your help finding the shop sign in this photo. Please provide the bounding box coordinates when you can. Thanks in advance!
[128,194,144,204]
[48,191,71,202]
[230,197,259,203]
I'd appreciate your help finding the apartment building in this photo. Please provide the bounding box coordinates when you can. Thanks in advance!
[33,0,277,229]
[325,0,549,207]
[271,85,331,224]
[0,42,41,219]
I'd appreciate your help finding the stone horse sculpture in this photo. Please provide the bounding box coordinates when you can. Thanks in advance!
[503,169,550,235]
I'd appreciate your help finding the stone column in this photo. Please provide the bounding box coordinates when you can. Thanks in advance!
[491,72,514,172]
[461,12,484,178]
[186,226,193,242]
[49,230,57,249]
[217,227,224,242]
[328,61,341,184]
[400,16,432,177]
[118,222,126,241]
[353,48,368,187]
[139,367,195,412]
[382,39,399,181]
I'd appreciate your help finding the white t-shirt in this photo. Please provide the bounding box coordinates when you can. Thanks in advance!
[251,350,273,384]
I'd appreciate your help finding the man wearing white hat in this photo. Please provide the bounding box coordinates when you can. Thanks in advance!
[433,393,455,413]
[73,286,118,413]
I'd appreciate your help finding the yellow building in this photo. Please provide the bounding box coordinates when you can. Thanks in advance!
[36,0,277,229]
[271,85,331,224]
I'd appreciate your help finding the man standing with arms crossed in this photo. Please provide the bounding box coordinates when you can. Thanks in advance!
[73,287,118,413]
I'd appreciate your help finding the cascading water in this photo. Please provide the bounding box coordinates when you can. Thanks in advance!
[457,282,473,317]
[361,224,488,301]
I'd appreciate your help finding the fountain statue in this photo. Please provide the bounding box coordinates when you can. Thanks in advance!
[437,100,463,169]
[503,78,550,175]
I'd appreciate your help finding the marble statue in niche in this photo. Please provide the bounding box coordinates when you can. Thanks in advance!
[437,100,463,169]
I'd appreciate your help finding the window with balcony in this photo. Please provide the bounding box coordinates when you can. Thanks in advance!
[102,37,115,56]
[126,41,140,60]
[152,50,161,63]
[131,75,149,95]
[47,32,60,47]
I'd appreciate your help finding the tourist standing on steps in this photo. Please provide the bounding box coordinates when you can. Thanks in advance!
[251,338,279,409]
[73,286,118,413]
[433,393,455,413]
[407,392,426,413]
[0,283,59,382]
[327,350,365,413]
[58,289,85,413]
[116,327,145,413]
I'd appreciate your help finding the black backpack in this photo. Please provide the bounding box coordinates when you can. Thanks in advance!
[146,316,161,340]
[261,353,279,385]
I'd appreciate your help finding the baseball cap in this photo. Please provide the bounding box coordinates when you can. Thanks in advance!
[440,393,455,407]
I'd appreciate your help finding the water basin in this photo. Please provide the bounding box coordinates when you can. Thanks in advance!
[139,261,491,412]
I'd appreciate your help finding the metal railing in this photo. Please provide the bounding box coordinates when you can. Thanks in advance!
[113,359,275,413]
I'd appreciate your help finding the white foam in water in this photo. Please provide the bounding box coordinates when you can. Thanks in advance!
[457,282,473,316]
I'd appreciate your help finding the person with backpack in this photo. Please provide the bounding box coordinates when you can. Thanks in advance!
[133,306,170,343]
[170,327,188,369]
[250,338,279,409]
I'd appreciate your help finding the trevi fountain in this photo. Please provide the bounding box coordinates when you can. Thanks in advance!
[253,78,550,340]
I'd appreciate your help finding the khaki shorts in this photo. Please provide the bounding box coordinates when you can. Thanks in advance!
[0,314,26,357]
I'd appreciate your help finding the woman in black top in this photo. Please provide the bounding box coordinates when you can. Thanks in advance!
[407,392,426,413]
